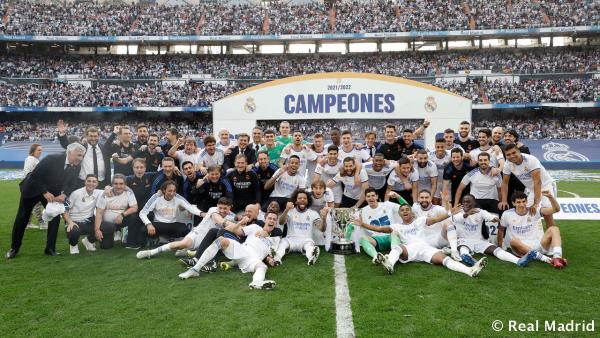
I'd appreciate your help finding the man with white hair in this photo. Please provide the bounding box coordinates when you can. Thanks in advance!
[7,142,85,259]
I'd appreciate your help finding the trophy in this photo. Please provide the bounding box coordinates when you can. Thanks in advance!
[330,208,357,255]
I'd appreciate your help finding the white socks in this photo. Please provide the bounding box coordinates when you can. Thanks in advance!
[493,247,519,264]
[150,243,171,256]
[192,241,220,271]
[275,239,289,261]
[443,256,472,276]
[552,246,563,258]
[446,225,458,253]
[304,242,315,260]
[387,245,403,267]
[252,263,267,283]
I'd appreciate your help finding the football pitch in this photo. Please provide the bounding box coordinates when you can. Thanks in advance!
[0,179,598,337]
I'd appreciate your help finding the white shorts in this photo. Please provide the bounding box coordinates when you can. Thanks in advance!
[423,233,449,249]
[526,182,557,208]
[283,237,315,253]
[399,242,440,264]
[184,231,204,250]
[312,227,327,246]
[226,241,262,273]
[458,238,495,254]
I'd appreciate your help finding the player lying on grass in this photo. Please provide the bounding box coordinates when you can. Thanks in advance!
[135,197,235,259]
[274,189,328,266]
[498,191,567,269]
[451,194,535,268]
[378,203,488,278]
[178,211,281,290]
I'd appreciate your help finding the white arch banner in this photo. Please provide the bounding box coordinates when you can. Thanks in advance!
[213,72,471,147]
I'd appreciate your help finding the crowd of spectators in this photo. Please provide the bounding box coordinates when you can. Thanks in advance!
[0,0,597,36]
[482,78,600,103]
[475,118,600,140]
[0,81,243,107]
[0,47,597,79]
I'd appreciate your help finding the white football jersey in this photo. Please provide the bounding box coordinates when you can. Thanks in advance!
[193,206,235,234]
[338,146,370,163]
[460,168,502,200]
[500,208,544,242]
[314,160,342,181]
[280,146,317,177]
[387,169,419,191]
[333,169,369,200]
[502,154,554,191]
[470,147,503,168]
[412,203,448,239]
[360,201,399,236]
[283,208,321,239]
[199,149,225,168]
[363,161,397,190]
[308,187,335,212]
[452,209,497,240]
[270,169,307,198]
[242,224,274,260]
[175,150,202,170]
[413,160,438,192]
[390,216,428,245]
[429,150,451,197]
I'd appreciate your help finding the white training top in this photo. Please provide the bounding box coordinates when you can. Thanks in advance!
[451,209,497,240]
[360,201,399,236]
[413,160,438,192]
[411,203,448,239]
[175,150,202,170]
[461,168,502,200]
[139,193,202,225]
[96,190,137,223]
[390,216,428,245]
[200,148,225,168]
[502,153,554,191]
[67,187,103,222]
[470,147,504,168]
[315,160,342,181]
[333,168,369,200]
[282,208,321,239]
[363,161,397,190]
[271,169,307,198]
[192,206,235,234]
[429,150,451,195]
[338,146,370,163]
[500,208,544,242]
[387,169,419,192]
[23,155,40,177]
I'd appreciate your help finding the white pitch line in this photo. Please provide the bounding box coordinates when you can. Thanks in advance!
[559,190,581,198]
[334,254,356,338]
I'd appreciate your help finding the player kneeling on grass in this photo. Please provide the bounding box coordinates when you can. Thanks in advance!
[452,194,532,268]
[379,204,487,278]
[498,191,567,269]
[136,197,235,259]
[274,189,328,266]
[178,211,281,290]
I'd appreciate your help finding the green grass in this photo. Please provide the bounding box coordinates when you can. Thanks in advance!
[1,179,599,337]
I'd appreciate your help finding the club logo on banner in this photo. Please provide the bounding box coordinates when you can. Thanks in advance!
[555,198,600,220]
[542,142,590,162]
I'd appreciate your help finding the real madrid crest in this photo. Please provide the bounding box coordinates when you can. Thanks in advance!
[424,96,437,113]
[244,97,256,114]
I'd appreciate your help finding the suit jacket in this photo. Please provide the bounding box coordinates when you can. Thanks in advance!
[225,146,257,170]
[59,132,116,185]
[20,153,81,199]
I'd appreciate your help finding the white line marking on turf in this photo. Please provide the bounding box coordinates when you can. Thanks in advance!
[334,254,355,338]
[559,190,581,198]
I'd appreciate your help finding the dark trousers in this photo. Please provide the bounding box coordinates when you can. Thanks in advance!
[194,228,241,259]
[340,195,359,208]
[476,198,501,216]
[125,216,146,247]
[11,195,60,252]
[90,214,137,249]
[148,222,190,239]
[261,197,289,212]
[65,219,95,246]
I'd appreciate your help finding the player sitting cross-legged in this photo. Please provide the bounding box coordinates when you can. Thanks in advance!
[498,191,567,269]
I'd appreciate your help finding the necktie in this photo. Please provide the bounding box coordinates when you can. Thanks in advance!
[255,144,260,151]
[92,145,99,177]
[370,147,374,157]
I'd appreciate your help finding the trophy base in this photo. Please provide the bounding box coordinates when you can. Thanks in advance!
[330,241,355,255]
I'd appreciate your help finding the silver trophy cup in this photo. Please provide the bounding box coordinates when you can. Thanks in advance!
[330,208,356,255]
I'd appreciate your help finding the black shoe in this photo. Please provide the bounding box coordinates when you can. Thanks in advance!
[200,259,217,273]
[44,248,61,256]
[124,244,141,250]
[178,258,197,268]
[5,249,17,259]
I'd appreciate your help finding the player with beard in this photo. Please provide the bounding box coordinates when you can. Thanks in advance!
[385,156,418,205]
[454,121,479,153]
[338,130,370,163]
[412,150,438,204]
[253,151,279,205]
[451,194,532,268]
[454,152,502,215]
[502,129,530,207]
[378,203,486,277]
[400,128,424,157]
[327,157,369,208]
[279,131,317,178]
[307,180,334,245]
[377,125,404,161]
[363,153,397,203]
[443,128,464,151]
[442,148,473,207]
[467,128,505,169]
[134,133,164,172]
[178,211,281,290]
[314,145,343,206]
[429,139,451,205]
[263,155,306,211]
[274,189,328,266]
[226,154,261,213]
[306,133,327,186]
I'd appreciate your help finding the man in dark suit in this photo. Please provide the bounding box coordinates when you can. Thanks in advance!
[6,143,86,259]
[224,133,256,170]
[57,120,117,188]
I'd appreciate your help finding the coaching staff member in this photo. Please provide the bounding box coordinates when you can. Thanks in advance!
[6,143,85,259]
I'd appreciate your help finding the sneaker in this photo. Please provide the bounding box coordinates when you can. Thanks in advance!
[273,258,282,266]
[451,250,462,262]
[178,268,200,279]
[114,231,122,242]
[200,259,217,273]
[136,250,152,259]
[517,250,538,267]
[249,280,276,290]
[178,258,197,268]
[26,223,40,229]
[175,249,191,258]
[308,247,320,266]
[372,254,382,265]
[219,262,231,271]
[69,245,79,255]
[470,257,488,277]
[81,237,96,252]
[39,222,48,230]
[379,252,394,275]
[551,257,568,269]
[461,254,476,267]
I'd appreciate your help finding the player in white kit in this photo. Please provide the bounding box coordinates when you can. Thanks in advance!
[279,131,317,178]
[136,197,236,259]
[363,153,397,202]
[451,194,534,268]
[274,189,328,265]
[413,150,438,204]
[307,180,335,246]
[178,211,281,290]
[429,138,451,205]
[498,191,567,269]
[314,145,343,206]
[378,203,487,277]
[327,157,369,208]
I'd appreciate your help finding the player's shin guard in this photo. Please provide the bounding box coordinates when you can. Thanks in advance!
[359,237,377,258]
[493,247,519,264]
[442,256,472,276]
[387,234,403,266]
[191,241,220,272]
[446,224,458,252]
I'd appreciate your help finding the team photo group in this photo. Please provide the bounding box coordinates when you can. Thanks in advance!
[7,118,568,290]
